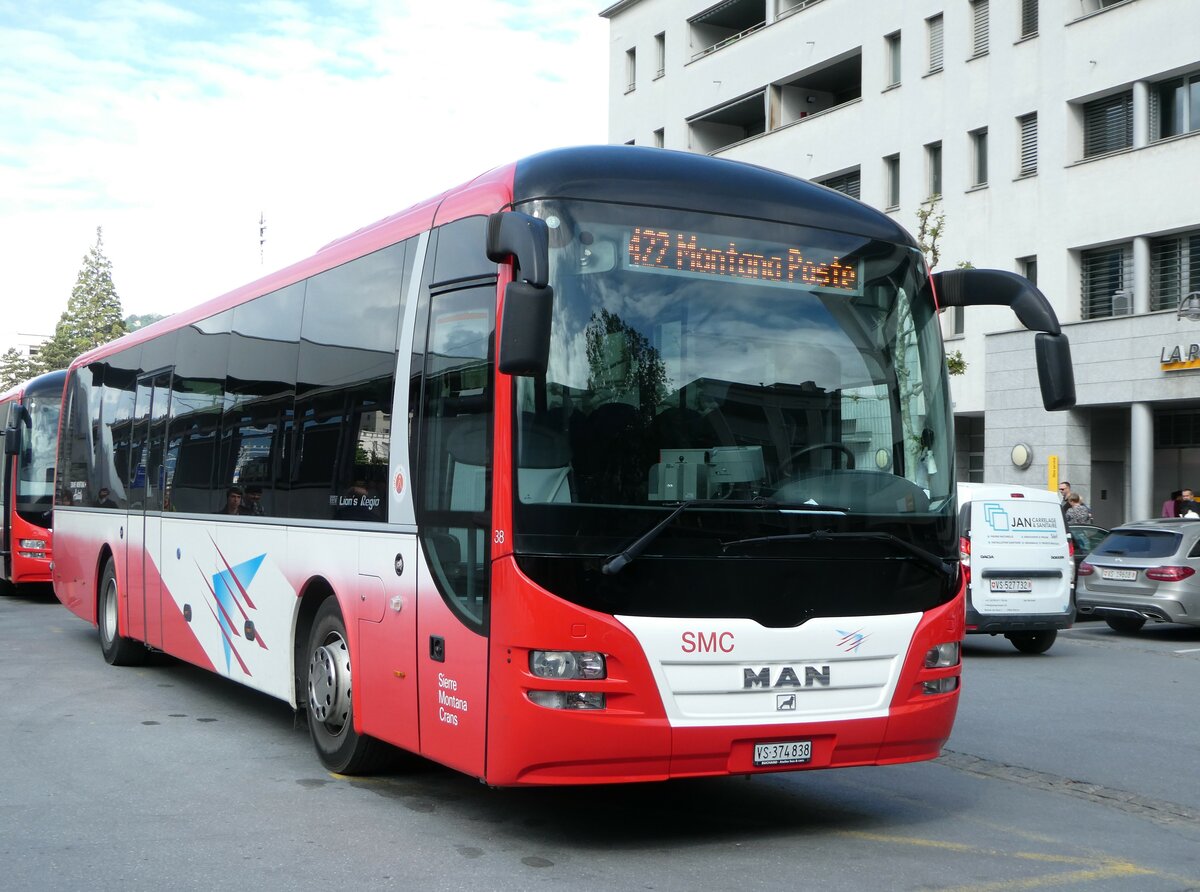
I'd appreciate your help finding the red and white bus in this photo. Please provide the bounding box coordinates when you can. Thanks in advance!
[52,146,1075,784]
[2,369,66,594]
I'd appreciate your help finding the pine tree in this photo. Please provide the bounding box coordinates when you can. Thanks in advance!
[0,347,38,392]
[36,227,127,373]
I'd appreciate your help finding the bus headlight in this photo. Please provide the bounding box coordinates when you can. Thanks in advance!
[924,642,960,668]
[529,650,606,680]
[20,539,47,550]
[527,691,606,710]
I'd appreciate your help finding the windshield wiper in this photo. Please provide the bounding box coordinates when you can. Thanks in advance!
[601,497,784,576]
[721,530,954,576]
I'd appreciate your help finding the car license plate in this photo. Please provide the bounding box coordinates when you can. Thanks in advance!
[989,578,1032,592]
[753,740,812,766]
[1101,568,1138,581]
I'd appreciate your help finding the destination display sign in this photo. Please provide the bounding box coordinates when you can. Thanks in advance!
[626,226,861,295]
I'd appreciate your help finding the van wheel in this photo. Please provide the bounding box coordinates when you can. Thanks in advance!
[305,598,389,775]
[98,558,147,666]
[1005,630,1056,654]
[1104,615,1146,635]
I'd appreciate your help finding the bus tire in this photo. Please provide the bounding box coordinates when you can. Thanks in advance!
[98,558,147,666]
[305,597,388,775]
[1005,630,1056,654]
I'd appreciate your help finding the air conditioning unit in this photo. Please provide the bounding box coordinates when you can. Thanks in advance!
[1111,290,1132,316]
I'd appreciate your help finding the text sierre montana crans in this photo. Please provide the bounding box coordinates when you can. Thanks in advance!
[438,672,467,726]
[626,227,859,293]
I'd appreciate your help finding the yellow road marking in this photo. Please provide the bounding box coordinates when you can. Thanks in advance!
[838,831,1160,889]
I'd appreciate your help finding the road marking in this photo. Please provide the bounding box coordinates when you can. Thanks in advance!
[1175,647,1200,654]
[839,832,1157,890]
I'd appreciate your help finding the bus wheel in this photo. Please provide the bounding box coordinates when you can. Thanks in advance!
[1005,630,1056,654]
[98,558,146,666]
[305,598,386,775]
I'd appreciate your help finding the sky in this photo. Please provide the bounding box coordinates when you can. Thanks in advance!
[0,0,609,355]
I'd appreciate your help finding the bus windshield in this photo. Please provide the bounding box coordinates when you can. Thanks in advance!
[17,382,61,524]
[511,200,956,620]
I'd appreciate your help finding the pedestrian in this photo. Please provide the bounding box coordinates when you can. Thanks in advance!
[1179,488,1199,518]
[1058,480,1072,521]
[1162,490,1182,517]
[1064,492,1092,525]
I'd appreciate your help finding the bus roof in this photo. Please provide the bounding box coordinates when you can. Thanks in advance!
[512,145,914,246]
[69,145,916,370]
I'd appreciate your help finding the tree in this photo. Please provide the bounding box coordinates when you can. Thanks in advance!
[915,199,968,377]
[0,347,38,392]
[35,227,127,373]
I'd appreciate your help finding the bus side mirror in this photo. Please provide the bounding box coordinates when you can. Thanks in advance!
[934,268,1076,411]
[488,211,554,377]
[4,426,18,457]
[1035,332,1075,412]
[498,282,554,377]
[487,211,549,288]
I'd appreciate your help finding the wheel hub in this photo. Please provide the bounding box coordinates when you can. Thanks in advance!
[308,634,351,729]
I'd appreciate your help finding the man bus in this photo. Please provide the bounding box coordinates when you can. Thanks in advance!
[2,369,66,594]
[51,146,1074,784]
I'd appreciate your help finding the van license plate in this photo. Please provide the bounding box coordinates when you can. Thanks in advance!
[989,579,1032,592]
[1101,568,1138,581]
[754,740,812,766]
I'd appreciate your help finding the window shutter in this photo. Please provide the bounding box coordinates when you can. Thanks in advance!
[1020,0,1038,38]
[972,0,990,56]
[928,15,943,72]
[820,169,861,200]
[1018,113,1038,176]
[1150,230,1200,312]
[1080,244,1132,320]
[1083,92,1133,157]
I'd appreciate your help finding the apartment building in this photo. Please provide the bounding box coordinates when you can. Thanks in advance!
[600,0,1200,525]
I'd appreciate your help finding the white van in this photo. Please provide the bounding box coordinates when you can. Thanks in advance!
[957,483,1074,654]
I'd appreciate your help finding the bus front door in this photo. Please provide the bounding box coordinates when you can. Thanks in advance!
[126,371,172,649]
[413,281,495,779]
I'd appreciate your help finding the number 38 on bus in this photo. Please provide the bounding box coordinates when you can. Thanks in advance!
[50,146,1075,784]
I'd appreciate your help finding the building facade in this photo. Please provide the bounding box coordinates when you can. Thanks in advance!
[601,0,1200,526]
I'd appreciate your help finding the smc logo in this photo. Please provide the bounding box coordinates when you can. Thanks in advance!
[681,631,735,653]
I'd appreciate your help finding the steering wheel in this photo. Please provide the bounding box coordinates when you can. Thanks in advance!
[786,442,856,470]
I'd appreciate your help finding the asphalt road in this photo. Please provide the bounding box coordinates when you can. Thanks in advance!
[3,588,1198,891]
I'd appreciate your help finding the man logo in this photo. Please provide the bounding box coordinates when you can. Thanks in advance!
[777,693,797,711]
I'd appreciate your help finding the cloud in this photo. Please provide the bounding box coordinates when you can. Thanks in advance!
[0,0,609,351]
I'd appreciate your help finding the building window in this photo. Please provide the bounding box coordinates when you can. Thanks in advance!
[1157,410,1200,448]
[654,32,665,78]
[1080,244,1133,320]
[927,14,944,73]
[653,127,665,148]
[1017,112,1038,177]
[817,168,861,200]
[970,128,988,187]
[970,0,989,57]
[1152,73,1200,140]
[1150,229,1200,313]
[1020,0,1039,38]
[926,141,942,199]
[884,154,900,209]
[1083,91,1133,158]
[886,31,902,86]
[957,416,985,483]
[625,47,637,93]
[1019,255,1038,287]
